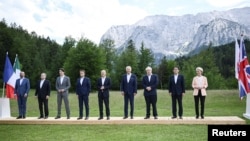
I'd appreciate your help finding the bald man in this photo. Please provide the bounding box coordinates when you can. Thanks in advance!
[97,70,111,120]
[15,71,30,119]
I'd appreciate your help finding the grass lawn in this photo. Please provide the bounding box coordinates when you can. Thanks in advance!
[0,89,249,141]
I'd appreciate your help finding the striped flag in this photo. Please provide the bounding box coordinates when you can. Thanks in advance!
[235,36,250,99]
[3,53,16,98]
[13,54,21,80]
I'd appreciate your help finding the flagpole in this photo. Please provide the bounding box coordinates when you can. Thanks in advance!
[2,83,4,98]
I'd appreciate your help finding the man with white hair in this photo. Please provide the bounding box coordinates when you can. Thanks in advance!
[35,72,51,119]
[120,66,137,119]
[142,66,159,119]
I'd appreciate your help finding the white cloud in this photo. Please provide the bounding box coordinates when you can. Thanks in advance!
[206,0,247,7]
[0,0,148,44]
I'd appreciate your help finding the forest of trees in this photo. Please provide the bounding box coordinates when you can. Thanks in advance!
[1,19,249,92]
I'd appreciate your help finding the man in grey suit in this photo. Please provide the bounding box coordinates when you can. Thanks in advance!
[55,68,71,119]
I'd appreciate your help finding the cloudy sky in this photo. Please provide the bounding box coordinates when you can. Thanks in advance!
[0,0,250,45]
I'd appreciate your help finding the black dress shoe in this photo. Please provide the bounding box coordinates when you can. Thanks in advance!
[196,116,199,119]
[154,116,158,119]
[130,116,133,119]
[44,116,48,119]
[171,116,177,119]
[179,116,182,119]
[77,117,82,120]
[144,116,150,119]
[38,116,44,119]
[85,117,89,120]
[67,117,70,119]
[16,116,22,119]
[23,116,26,119]
[107,117,110,120]
[55,116,60,119]
[201,116,204,119]
[98,117,103,120]
[123,116,128,119]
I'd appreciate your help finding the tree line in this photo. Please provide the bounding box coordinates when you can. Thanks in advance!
[1,19,249,92]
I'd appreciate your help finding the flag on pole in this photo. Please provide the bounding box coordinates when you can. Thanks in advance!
[235,36,250,99]
[3,53,16,99]
[235,38,239,79]
[13,54,21,80]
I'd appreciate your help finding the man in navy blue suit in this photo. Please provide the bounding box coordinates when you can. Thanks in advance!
[168,67,185,119]
[15,71,30,119]
[120,66,137,119]
[97,70,111,120]
[142,66,159,119]
[76,69,91,120]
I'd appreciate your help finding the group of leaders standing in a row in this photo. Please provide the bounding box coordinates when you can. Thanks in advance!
[14,66,208,120]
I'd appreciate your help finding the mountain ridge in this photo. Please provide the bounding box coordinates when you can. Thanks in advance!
[100,7,250,60]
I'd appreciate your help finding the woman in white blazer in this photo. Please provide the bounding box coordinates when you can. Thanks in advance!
[192,67,208,119]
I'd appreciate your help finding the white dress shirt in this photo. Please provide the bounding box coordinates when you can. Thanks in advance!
[127,74,131,83]
[174,75,178,84]
[60,76,64,84]
[148,75,151,82]
[40,80,44,88]
[80,77,84,85]
[102,77,106,85]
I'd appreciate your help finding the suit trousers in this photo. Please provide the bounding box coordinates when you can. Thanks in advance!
[17,95,27,117]
[98,93,110,117]
[38,97,49,117]
[57,92,70,117]
[144,95,158,117]
[124,93,134,117]
[171,94,183,117]
[194,90,206,117]
[78,95,89,117]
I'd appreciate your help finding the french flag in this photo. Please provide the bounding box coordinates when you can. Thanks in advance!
[3,53,16,99]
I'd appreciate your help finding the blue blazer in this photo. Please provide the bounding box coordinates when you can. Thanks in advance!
[15,78,30,96]
[76,77,91,96]
[120,73,137,95]
[168,74,185,95]
[142,74,159,96]
[97,77,111,97]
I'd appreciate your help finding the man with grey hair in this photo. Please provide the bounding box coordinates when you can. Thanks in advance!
[120,66,137,119]
[35,73,51,119]
[142,66,159,119]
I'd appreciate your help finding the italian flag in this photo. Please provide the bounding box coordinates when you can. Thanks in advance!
[3,54,20,99]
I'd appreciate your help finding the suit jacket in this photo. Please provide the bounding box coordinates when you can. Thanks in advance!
[76,77,91,96]
[15,78,30,96]
[97,77,111,97]
[142,74,159,96]
[168,74,185,95]
[120,73,137,95]
[192,76,208,96]
[35,79,51,99]
[56,75,71,94]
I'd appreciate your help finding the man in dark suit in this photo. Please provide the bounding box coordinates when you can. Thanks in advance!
[14,71,30,119]
[120,66,137,119]
[168,67,185,119]
[76,69,91,120]
[97,70,111,120]
[55,68,71,119]
[35,73,51,119]
[142,66,159,119]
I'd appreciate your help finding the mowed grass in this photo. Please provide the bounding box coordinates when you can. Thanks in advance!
[1,89,250,141]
